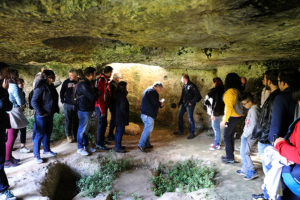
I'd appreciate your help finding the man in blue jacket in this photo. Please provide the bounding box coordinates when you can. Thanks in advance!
[76,67,98,156]
[174,74,201,139]
[268,68,299,144]
[0,62,17,200]
[138,82,164,152]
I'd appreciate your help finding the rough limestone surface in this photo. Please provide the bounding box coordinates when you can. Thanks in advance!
[1,0,300,67]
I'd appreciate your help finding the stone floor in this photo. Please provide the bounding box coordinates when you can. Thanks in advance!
[6,126,264,200]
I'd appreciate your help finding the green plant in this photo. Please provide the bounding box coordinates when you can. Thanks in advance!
[151,160,216,196]
[132,192,143,200]
[77,155,133,198]
[112,191,122,200]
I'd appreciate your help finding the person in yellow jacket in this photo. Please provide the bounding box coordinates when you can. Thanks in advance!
[221,73,243,164]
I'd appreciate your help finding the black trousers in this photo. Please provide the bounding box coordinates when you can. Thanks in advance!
[108,106,116,138]
[64,104,79,138]
[223,117,242,160]
[19,127,26,144]
[0,128,9,193]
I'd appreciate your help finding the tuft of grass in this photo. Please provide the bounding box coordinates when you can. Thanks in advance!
[151,160,216,196]
[77,155,134,198]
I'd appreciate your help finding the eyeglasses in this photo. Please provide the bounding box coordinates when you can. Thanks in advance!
[242,101,249,106]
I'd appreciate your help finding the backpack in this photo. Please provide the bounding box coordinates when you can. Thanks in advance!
[234,91,245,116]
[72,79,84,105]
[28,89,34,110]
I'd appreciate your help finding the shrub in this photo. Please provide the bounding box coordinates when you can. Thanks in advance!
[77,155,133,198]
[151,160,216,196]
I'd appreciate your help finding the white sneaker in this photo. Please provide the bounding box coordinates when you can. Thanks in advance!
[86,147,96,153]
[35,157,44,164]
[210,143,215,147]
[77,148,89,156]
[19,147,30,153]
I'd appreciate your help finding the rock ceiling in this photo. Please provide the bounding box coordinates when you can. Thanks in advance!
[1,0,300,67]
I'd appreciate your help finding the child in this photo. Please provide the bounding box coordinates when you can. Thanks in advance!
[236,92,260,180]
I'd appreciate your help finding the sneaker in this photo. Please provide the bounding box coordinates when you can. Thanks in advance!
[187,134,195,139]
[221,157,234,164]
[236,169,247,176]
[244,170,259,180]
[252,193,267,200]
[104,141,112,145]
[0,189,17,200]
[138,146,146,153]
[96,145,110,151]
[43,151,57,157]
[4,161,18,168]
[35,157,44,164]
[209,144,220,150]
[67,136,73,143]
[77,148,89,156]
[173,131,184,135]
[210,143,215,147]
[115,148,126,153]
[86,147,96,153]
[19,146,30,153]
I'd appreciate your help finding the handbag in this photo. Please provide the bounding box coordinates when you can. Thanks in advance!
[8,107,29,129]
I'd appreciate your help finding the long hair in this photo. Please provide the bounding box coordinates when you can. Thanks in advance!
[7,69,19,83]
[225,73,241,90]
[213,77,223,88]
[41,69,55,80]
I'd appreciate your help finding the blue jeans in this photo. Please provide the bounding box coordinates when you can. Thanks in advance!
[33,114,53,158]
[178,104,195,135]
[212,116,222,146]
[115,125,125,150]
[258,142,271,174]
[95,107,107,146]
[77,111,92,149]
[0,128,9,193]
[138,114,154,147]
[240,136,256,173]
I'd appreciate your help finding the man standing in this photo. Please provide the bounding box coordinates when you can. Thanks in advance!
[0,62,17,200]
[268,68,299,144]
[107,73,121,141]
[174,74,201,139]
[260,72,270,108]
[95,66,113,150]
[76,67,97,156]
[138,82,164,152]
[60,69,79,143]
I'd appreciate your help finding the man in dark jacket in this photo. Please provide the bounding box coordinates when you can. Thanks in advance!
[138,82,164,152]
[174,74,201,139]
[107,72,121,141]
[114,81,129,153]
[251,70,280,175]
[76,67,97,156]
[268,69,299,144]
[60,68,79,143]
[95,66,113,150]
[0,62,16,200]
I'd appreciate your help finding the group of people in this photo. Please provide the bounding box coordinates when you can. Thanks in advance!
[203,69,300,199]
[1,60,300,200]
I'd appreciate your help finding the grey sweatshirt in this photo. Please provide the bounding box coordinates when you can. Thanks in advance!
[242,105,260,138]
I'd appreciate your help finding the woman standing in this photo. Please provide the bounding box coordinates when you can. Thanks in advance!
[114,81,129,153]
[221,73,243,164]
[31,70,59,164]
[204,77,225,150]
[5,69,27,168]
